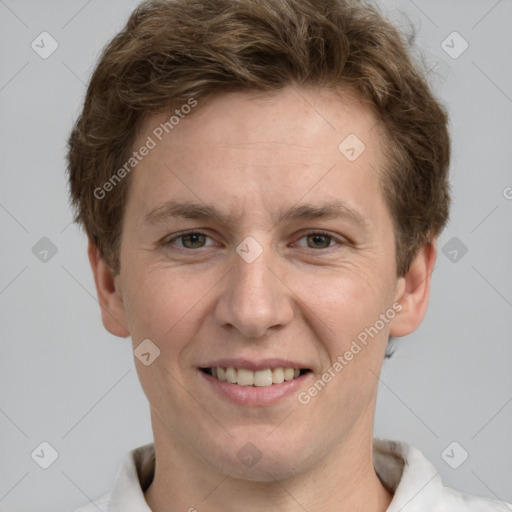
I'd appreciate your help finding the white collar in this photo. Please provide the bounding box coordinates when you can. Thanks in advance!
[99,437,505,511]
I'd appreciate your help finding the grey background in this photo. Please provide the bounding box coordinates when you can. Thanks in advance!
[0,0,511,510]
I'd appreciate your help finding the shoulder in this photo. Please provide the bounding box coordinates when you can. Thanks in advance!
[435,486,512,511]
[373,438,511,511]
[67,442,155,512]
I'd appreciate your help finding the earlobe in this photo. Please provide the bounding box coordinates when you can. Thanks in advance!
[389,240,437,338]
[87,239,130,338]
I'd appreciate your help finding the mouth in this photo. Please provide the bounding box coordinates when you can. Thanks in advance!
[200,367,312,387]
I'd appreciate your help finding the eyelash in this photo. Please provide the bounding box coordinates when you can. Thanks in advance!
[160,230,347,252]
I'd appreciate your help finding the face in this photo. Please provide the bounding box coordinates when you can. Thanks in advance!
[95,85,430,480]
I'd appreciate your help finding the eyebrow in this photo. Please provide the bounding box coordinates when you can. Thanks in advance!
[144,199,369,230]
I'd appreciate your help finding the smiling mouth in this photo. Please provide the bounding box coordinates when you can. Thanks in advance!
[200,367,311,387]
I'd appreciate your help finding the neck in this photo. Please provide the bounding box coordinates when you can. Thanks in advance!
[144,410,393,512]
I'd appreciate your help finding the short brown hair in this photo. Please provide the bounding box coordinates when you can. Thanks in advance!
[66,0,450,277]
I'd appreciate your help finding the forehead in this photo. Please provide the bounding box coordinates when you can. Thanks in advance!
[126,86,388,228]
[138,86,381,156]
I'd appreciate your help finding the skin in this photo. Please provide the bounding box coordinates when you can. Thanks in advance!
[89,85,437,512]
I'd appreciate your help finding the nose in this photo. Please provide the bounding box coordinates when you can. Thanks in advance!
[214,243,294,339]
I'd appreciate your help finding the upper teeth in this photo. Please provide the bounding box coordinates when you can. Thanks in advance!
[210,367,301,386]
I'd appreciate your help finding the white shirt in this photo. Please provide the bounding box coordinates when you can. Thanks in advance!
[72,438,510,511]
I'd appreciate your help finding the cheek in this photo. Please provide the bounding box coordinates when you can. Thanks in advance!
[299,270,393,407]
[122,260,214,348]
[300,263,394,342]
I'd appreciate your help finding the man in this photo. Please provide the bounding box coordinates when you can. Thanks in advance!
[66,0,510,510]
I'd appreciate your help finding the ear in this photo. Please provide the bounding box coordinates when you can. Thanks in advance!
[389,240,437,337]
[87,239,130,338]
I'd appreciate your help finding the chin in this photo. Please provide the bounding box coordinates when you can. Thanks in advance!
[222,454,304,482]
[205,430,316,481]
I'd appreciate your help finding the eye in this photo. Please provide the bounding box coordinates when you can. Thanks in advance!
[162,231,214,250]
[294,231,344,250]
[160,230,346,252]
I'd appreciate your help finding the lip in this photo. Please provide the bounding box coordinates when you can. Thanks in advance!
[198,368,311,406]
[200,358,308,372]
